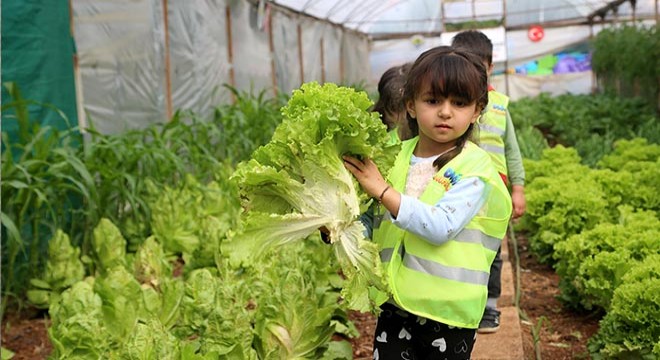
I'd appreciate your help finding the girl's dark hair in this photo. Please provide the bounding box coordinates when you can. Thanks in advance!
[403,46,489,170]
[373,63,411,131]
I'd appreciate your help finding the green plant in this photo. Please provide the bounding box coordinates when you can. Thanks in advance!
[1,83,97,317]
[225,82,400,312]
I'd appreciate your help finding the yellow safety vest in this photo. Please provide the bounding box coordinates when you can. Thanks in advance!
[373,137,511,328]
[387,128,401,145]
[479,91,509,177]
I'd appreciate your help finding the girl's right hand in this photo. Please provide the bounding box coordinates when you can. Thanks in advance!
[343,155,401,217]
[342,155,388,198]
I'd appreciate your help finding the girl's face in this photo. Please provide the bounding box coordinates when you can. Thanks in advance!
[406,83,480,155]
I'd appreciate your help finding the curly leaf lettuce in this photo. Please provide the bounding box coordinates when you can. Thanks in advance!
[225,82,399,312]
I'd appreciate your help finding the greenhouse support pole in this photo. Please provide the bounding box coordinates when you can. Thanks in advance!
[226,5,236,103]
[297,23,304,84]
[320,37,326,83]
[69,0,87,134]
[589,24,597,93]
[267,5,278,96]
[502,0,510,96]
[162,0,173,120]
[339,34,345,83]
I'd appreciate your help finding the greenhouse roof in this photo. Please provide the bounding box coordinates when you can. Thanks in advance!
[271,0,656,36]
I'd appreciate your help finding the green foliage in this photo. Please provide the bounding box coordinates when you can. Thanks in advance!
[509,93,660,166]
[48,280,111,358]
[212,85,286,164]
[588,255,660,360]
[148,175,240,270]
[553,207,660,310]
[2,84,283,305]
[444,19,503,32]
[1,83,96,316]
[27,230,85,309]
[252,244,347,359]
[92,219,128,274]
[46,222,352,358]
[226,82,399,312]
[591,24,660,109]
[597,138,660,169]
[517,146,610,264]
[521,137,660,356]
[597,138,660,212]
[513,125,549,161]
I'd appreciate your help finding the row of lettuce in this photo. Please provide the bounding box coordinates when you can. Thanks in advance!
[517,140,659,359]
[2,80,659,358]
[509,90,660,358]
[3,82,397,359]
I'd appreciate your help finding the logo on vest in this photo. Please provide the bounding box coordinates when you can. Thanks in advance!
[433,168,462,190]
[490,104,507,115]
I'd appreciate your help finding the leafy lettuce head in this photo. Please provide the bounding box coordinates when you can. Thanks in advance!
[226,82,399,312]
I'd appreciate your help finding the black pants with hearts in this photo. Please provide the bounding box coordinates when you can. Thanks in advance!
[372,303,476,360]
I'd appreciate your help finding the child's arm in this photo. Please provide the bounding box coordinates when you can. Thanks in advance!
[342,155,488,245]
[390,177,487,245]
[504,111,526,218]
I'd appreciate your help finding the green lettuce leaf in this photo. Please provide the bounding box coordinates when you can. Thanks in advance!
[225,82,398,312]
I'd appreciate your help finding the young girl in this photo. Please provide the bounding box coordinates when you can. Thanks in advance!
[343,46,512,359]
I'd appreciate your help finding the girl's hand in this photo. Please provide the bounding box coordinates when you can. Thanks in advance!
[342,155,388,198]
[344,155,402,217]
[511,185,526,219]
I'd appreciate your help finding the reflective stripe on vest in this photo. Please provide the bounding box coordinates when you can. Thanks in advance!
[373,137,512,328]
[380,245,490,285]
[479,91,509,176]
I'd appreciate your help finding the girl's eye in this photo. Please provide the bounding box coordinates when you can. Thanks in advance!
[425,98,438,105]
[452,99,470,107]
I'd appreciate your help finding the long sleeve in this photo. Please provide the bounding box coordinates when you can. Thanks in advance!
[389,177,488,245]
[504,110,526,186]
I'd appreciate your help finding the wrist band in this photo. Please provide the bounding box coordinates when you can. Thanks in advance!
[378,185,391,202]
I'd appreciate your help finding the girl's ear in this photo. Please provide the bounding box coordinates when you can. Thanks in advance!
[406,100,416,119]
[471,107,482,124]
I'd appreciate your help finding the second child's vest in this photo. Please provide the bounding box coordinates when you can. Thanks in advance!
[479,91,509,177]
[373,138,511,328]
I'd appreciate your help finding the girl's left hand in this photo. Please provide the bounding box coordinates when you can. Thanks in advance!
[342,155,388,198]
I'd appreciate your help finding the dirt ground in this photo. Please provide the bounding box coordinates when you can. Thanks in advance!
[1,233,600,359]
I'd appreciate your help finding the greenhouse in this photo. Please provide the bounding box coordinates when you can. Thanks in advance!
[2,0,659,359]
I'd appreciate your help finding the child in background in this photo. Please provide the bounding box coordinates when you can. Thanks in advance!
[373,63,413,142]
[343,46,512,359]
[452,30,527,334]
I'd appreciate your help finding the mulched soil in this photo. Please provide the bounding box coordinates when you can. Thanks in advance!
[1,232,600,359]
[515,233,601,360]
[1,309,52,360]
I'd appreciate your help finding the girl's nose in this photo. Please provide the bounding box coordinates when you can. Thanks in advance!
[437,101,451,118]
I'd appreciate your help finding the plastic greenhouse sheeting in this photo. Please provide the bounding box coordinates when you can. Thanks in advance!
[63,0,657,134]
[272,0,657,34]
[71,0,371,134]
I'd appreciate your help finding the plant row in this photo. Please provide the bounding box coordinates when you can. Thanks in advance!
[1,83,285,315]
[4,81,395,359]
[509,92,659,165]
[518,139,660,358]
